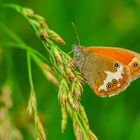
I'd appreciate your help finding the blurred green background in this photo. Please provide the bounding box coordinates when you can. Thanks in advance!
[0,0,140,140]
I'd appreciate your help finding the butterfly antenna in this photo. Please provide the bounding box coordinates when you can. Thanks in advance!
[71,22,80,45]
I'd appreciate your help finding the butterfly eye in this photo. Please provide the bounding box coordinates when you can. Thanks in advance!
[73,44,81,52]
[106,82,112,89]
[112,79,118,85]
[114,63,120,68]
[132,62,139,68]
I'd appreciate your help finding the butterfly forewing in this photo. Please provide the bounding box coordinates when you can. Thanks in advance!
[84,47,140,80]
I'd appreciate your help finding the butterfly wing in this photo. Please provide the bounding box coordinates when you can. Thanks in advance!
[84,46,140,80]
[78,50,131,97]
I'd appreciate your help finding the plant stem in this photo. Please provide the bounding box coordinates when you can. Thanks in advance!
[0,41,48,63]
[27,51,34,89]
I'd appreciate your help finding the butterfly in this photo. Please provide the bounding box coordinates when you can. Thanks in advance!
[73,45,140,97]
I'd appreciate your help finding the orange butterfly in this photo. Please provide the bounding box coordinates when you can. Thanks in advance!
[74,45,140,97]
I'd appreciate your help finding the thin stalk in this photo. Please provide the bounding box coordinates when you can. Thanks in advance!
[67,102,89,140]
[0,41,48,63]
[27,51,34,90]
[27,51,38,138]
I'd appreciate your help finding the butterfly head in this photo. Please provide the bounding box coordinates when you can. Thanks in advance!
[71,23,85,66]
[72,44,84,67]
[72,44,81,52]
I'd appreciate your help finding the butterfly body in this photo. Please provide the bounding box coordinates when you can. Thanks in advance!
[73,45,140,97]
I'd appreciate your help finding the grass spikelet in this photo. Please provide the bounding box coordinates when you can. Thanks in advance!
[0,4,98,140]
